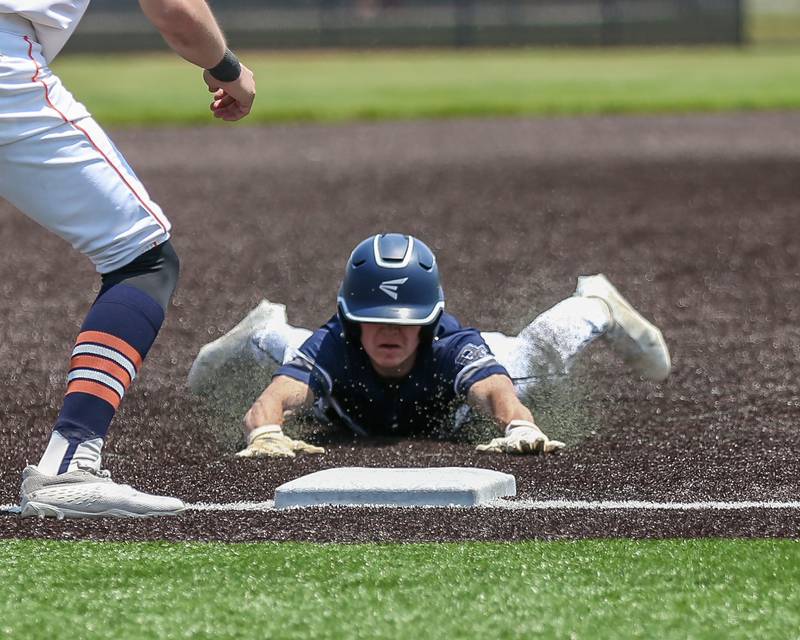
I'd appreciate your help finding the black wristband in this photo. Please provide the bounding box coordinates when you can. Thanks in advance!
[207,48,241,83]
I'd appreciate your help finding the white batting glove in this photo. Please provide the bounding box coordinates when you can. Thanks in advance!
[236,425,325,459]
[476,420,565,455]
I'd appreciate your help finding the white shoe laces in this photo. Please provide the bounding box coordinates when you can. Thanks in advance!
[75,464,112,480]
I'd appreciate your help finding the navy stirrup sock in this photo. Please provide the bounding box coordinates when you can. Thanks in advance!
[37,284,164,475]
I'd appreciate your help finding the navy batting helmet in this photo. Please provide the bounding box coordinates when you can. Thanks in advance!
[337,234,445,339]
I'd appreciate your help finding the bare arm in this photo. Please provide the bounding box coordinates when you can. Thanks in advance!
[467,374,535,433]
[139,0,225,67]
[244,375,315,436]
[237,376,323,459]
[138,0,256,121]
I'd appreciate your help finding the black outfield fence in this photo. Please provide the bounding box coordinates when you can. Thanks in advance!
[68,0,744,53]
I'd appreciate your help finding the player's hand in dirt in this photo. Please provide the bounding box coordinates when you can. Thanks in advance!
[236,425,325,458]
[476,420,564,455]
[204,64,256,122]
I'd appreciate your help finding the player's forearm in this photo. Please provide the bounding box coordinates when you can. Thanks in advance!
[243,378,312,434]
[139,0,227,69]
[468,375,535,432]
[480,391,533,431]
[244,395,284,432]
[490,396,534,430]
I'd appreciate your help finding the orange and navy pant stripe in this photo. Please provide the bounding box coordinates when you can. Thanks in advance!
[66,330,143,410]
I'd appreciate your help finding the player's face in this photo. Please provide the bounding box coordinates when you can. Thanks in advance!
[360,323,422,377]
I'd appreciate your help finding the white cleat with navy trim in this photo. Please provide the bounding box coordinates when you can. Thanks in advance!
[19,465,185,519]
[575,274,671,382]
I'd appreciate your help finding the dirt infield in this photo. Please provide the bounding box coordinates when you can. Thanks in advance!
[1,113,799,541]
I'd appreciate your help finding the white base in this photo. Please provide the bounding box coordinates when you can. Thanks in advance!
[274,467,516,509]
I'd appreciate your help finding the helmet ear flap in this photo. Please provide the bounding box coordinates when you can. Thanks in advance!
[337,302,361,345]
[419,309,443,344]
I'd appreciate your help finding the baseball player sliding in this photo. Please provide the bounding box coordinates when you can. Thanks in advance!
[2,1,255,518]
[189,234,671,457]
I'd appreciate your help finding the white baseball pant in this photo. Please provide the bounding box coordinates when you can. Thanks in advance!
[0,15,170,273]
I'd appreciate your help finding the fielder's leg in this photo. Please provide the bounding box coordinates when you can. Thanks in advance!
[36,242,179,472]
[1,35,184,516]
[21,242,184,518]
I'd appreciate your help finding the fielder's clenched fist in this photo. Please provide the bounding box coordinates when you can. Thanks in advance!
[476,420,564,455]
[203,61,256,122]
[237,425,325,458]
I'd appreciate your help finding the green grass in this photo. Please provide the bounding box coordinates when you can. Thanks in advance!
[51,47,800,126]
[2,539,800,639]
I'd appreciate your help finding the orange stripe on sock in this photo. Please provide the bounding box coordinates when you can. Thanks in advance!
[69,355,133,389]
[75,331,143,370]
[66,379,122,409]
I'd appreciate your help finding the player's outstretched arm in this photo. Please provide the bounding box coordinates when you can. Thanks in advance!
[138,0,256,121]
[468,375,564,455]
[237,376,323,458]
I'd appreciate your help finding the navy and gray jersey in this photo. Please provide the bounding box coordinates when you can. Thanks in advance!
[275,313,509,436]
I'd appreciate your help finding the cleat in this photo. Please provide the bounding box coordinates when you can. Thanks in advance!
[188,299,287,393]
[575,274,671,382]
[19,465,185,519]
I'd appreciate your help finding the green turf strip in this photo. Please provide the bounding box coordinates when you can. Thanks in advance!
[51,47,800,126]
[2,539,799,639]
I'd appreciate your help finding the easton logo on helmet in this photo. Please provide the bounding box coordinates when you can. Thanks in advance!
[379,277,408,300]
